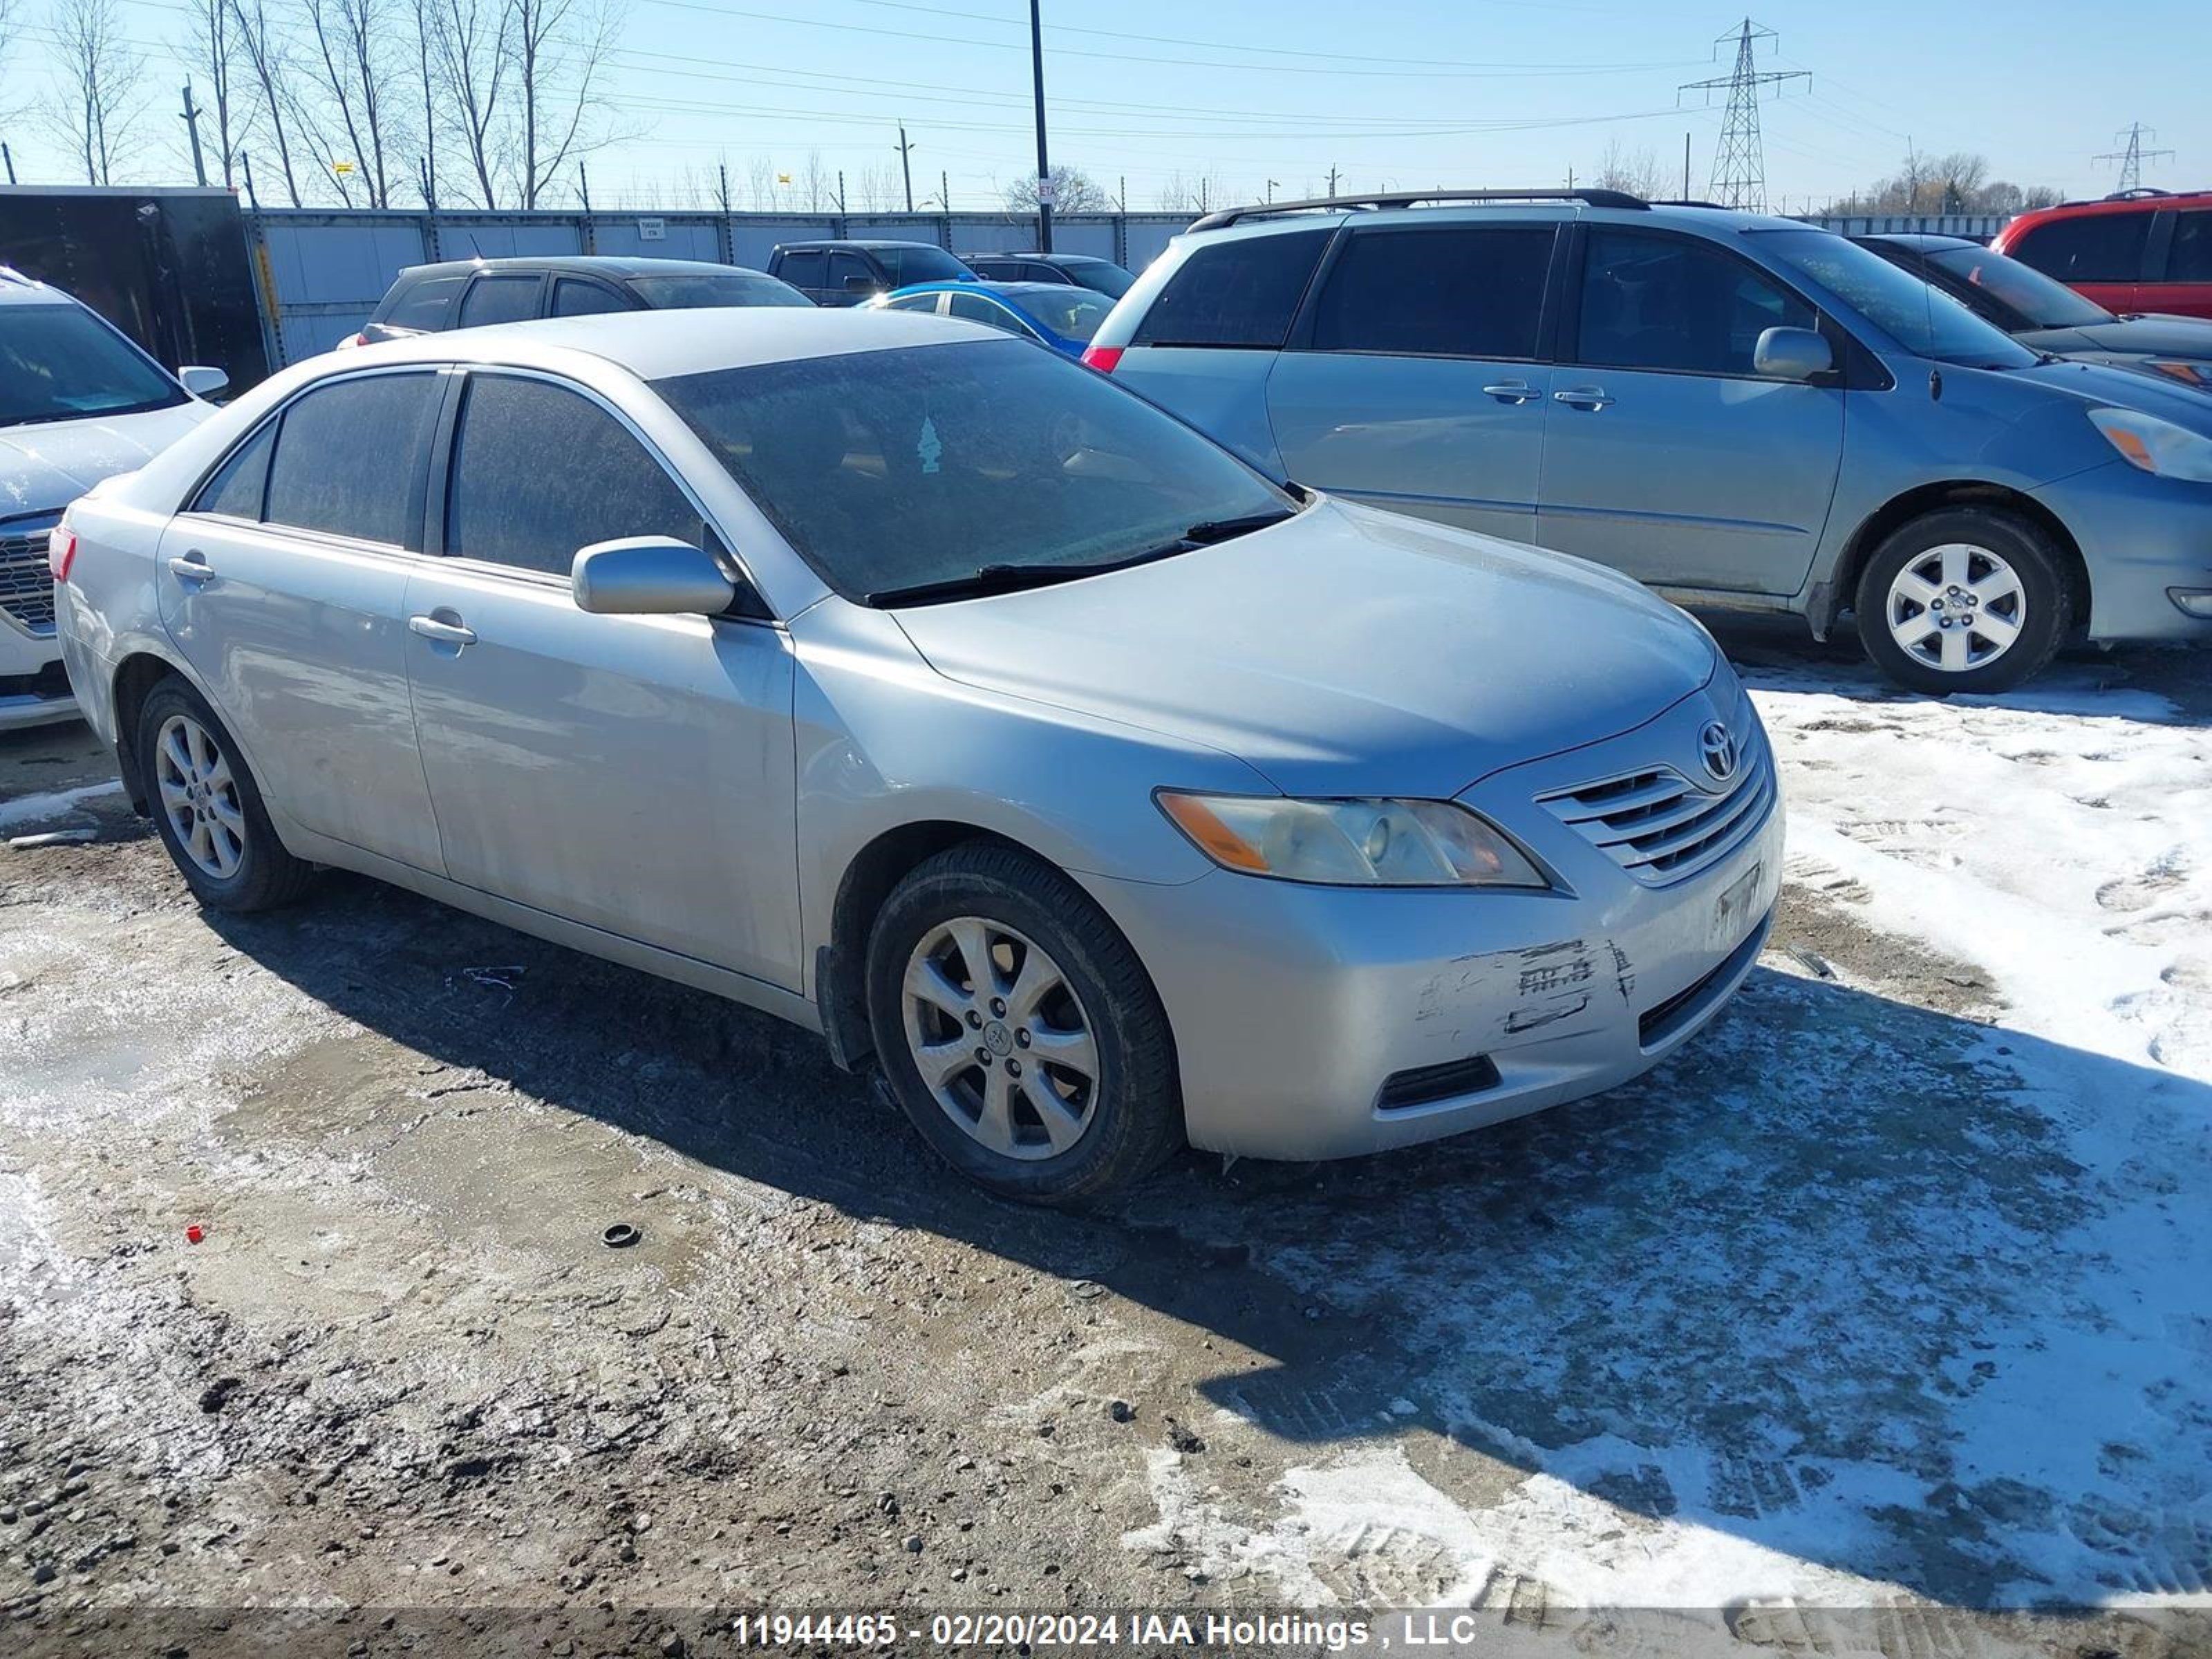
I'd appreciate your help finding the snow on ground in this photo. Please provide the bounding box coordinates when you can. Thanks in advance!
[1126,638,2212,1620]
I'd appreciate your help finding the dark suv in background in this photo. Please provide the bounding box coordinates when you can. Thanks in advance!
[342,256,809,349]
[766,241,975,306]
[957,251,1136,297]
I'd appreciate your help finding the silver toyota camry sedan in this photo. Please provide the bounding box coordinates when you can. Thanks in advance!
[53,309,1781,1203]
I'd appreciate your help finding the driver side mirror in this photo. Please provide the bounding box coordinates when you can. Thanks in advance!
[178,364,229,399]
[844,274,883,297]
[1752,326,1834,382]
[572,537,740,616]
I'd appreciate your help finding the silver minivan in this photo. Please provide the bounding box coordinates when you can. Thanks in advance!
[1084,190,2212,693]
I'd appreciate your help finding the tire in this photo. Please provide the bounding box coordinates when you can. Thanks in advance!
[1854,507,2073,694]
[135,677,315,912]
[864,841,1183,1206]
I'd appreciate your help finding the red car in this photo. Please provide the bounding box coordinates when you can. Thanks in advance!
[1992,189,2212,319]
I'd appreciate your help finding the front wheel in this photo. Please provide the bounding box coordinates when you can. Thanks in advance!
[864,843,1183,1205]
[1854,507,2072,694]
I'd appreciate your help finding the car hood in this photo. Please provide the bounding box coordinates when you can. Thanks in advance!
[1997,355,2212,431]
[2021,313,2212,362]
[0,401,212,519]
[890,498,1719,799]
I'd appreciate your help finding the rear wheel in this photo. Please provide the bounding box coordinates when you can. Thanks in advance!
[135,678,314,912]
[1854,507,2072,693]
[865,843,1182,1205]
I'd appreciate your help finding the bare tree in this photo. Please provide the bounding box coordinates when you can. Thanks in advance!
[509,0,620,207]
[422,0,509,207]
[298,0,406,206]
[1153,169,1226,214]
[1827,150,2059,218]
[228,0,305,204]
[746,153,774,210]
[798,147,830,214]
[1592,138,1664,200]
[1006,164,1109,214]
[177,0,247,186]
[48,0,144,185]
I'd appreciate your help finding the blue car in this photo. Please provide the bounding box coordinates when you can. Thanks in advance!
[868,280,1114,357]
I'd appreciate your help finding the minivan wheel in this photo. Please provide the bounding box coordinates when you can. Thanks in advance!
[865,843,1183,1205]
[135,677,314,912]
[1854,507,2072,694]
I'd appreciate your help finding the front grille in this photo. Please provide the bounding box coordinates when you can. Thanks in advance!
[0,527,57,636]
[1537,721,1774,888]
[1376,1053,1501,1112]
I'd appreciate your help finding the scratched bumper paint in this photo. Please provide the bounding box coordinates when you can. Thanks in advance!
[1080,683,1784,1162]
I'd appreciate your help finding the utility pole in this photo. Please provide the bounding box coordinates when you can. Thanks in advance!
[1028,0,1053,252]
[1683,132,1691,198]
[180,80,208,187]
[1326,165,1341,197]
[896,122,916,214]
[2094,122,2172,193]
[1679,19,1807,211]
[3,144,16,186]
[579,163,592,214]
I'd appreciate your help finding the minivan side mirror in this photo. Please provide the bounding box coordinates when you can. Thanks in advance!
[572,537,740,616]
[178,364,229,399]
[1752,326,1833,382]
[843,274,882,297]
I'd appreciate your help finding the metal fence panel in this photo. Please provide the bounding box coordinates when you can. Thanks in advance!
[589,215,722,261]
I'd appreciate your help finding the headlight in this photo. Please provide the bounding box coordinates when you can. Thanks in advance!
[2088,406,2212,482]
[1156,791,1548,888]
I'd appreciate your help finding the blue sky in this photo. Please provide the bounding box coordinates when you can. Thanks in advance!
[1,0,2204,213]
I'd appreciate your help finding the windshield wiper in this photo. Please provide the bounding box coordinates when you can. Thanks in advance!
[1181,507,1297,543]
[866,560,1136,606]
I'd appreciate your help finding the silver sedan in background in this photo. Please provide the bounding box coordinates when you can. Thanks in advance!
[53,311,1779,1203]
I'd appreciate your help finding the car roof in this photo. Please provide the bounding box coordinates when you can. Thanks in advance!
[959,251,1110,263]
[336,304,997,380]
[0,268,77,306]
[892,280,1091,301]
[1855,232,1980,252]
[773,239,947,252]
[2008,189,2212,225]
[398,256,765,280]
[1172,197,1804,248]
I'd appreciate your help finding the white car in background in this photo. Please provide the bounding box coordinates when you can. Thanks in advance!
[2,266,227,730]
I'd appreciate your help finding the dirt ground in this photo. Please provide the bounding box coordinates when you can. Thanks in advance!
[3,626,2209,1658]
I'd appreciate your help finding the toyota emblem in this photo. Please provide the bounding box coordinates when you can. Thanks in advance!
[1698,720,1740,784]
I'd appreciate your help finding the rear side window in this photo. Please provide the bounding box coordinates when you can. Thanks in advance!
[1577,229,1814,377]
[379,273,467,331]
[778,250,825,289]
[458,274,541,327]
[191,421,276,518]
[445,374,705,577]
[1132,229,1331,349]
[966,258,1017,280]
[263,373,442,545]
[552,279,632,317]
[2167,210,2212,283]
[877,245,971,285]
[1309,227,1554,359]
[2011,214,2152,283]
[946,292,1027,335]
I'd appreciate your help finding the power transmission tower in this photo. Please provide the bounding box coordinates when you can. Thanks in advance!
[1678,19,1806,211]
[2093,123,2172,193]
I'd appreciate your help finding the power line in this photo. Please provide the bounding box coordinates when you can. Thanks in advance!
[1679,18,1806,211]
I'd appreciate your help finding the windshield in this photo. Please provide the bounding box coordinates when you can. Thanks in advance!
[628,272,813,310]
[1924,244,2113,330]
[1757,230,2038,368]
[1061,258,1134,299]
[877,246,974,286]
[655,339,1291,603]
[1,305,187,427]
[1016,288,1114,342]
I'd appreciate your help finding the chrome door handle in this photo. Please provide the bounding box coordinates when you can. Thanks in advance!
[408,614,476,647]
[1481,380,1541,404]
[167,553,214,583]
[1553,386,1615,411]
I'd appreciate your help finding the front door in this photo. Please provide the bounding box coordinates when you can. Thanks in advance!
[1537,227,1844,597]
[158,367,448,872]
[1266,223,1560,543]
[402,369,802,991]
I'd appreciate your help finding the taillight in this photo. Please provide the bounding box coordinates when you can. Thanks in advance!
[48,525,78,583]
[336,331,367,350]
[1080,344,1123,373]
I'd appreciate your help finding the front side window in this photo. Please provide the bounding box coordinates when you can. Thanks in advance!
[881,293,943,315]
[1577,229,1816,376]
[655,338,1292,603]
[2168,210,2212,283]
[1131,229,1331,350]
[262,372,442,544]
[446,373,705,577]
[946,292,1029,335]
[1758,229,2035,368]
[1311,226,1554,359]
[1058,257,1134,299]
[552,279,634,318]
[0,304,187,428]
[2010,213,2152,284]
[1012,287,1112,344]
[627,273,812,309]
[458,274,542,327]
[828,253,877,296]
[380,273,467,332]
[877,245,972,285]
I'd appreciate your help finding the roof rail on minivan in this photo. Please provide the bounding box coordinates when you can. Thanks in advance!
[1186,187,1647,232]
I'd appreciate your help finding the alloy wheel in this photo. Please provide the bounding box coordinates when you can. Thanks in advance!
[901,916,1100,1161]
[154,713,247,880]
[1886,543,2026,675]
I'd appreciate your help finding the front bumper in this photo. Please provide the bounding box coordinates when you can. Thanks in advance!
[2032,460,2212,644]
[1089,684,1783,1161]
[0,623,77,733]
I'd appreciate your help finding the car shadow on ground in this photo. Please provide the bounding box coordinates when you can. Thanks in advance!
[200,868,2211,1613]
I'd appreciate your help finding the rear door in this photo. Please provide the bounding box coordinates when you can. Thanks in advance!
[1535,226,1844,597]
[1264,222,1559,543]
[401,368,800,988]
[157,368,448,872]
[827,250,882,306]
[2005,210,2153,315]
[2138,207,2212,321]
